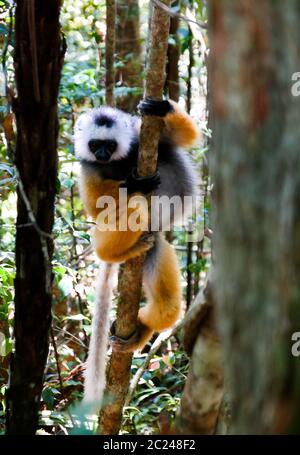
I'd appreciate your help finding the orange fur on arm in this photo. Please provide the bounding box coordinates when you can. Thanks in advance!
[79,174,120,219]
[80,172,151,263]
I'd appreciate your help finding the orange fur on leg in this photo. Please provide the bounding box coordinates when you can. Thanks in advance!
[113,235,183,352]
[140,236,182,332]
[93,229,154,263]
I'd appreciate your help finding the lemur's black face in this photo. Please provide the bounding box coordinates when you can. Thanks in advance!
[74,106,138,164]
[88,139,118,163]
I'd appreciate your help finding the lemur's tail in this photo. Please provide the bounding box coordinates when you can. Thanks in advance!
[83,262,118,410]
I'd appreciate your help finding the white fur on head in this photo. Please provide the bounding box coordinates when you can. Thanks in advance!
[74,106,138,162]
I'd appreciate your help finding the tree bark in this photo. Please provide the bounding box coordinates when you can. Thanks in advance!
[186,27,194,113]
[209,0,300,434]
[115,0,142,112]
[6,0,64,434]
[105,0,116,106]
[177,279,224,434]
[165,4,180,102]
[99,0,171,435]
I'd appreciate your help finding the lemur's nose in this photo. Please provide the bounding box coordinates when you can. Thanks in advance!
[94,148,111,162]
[88,140,111,162]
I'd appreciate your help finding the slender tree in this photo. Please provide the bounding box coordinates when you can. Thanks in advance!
[210,0,300,434]
[186,27,194,114]
[165,6,180,102]
[99,0,171,435]
[6,0,64,434]
[105,0,116,106]
[115,0,142,112]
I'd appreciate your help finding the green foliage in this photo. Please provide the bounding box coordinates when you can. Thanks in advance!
[122,347,189,434]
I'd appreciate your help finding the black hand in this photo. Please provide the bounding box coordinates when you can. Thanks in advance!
[120,168,161,195]
[138,98,174,117]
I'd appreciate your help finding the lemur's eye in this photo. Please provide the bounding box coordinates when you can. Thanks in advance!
[88,140,100,153]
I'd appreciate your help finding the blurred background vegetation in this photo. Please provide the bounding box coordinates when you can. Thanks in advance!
[0,0,209,434]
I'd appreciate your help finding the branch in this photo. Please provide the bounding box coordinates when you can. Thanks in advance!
[183,276,213,355]
[50,326,76,427]
[185,8,207,54]
[15,168,53,241]
[204,227,213,239]
[151,0,207,30]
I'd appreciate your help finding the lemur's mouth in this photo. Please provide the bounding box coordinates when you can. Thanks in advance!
[94,148,111,163]
[88,139,116,164]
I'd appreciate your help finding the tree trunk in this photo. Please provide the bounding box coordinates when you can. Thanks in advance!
[6,0,64,434]
[209,0,300,434]
[186,28,194,113]
[165,5,180,102]
[105,0,116,106]
[99,0,171,435]
[98,259,144,434]
[115,0,142,112]
[177,279,224,434]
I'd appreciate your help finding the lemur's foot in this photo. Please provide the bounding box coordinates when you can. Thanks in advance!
[121,167,161,195]
[138,98,174,117]
[110,330,140,353]
[110,320,153,352]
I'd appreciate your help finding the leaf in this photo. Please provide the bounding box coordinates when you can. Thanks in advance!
[3,114,15,141]
[73,231,90,242]
[56,178,61,194]
[0,23,7,37]
[0,337,13,357]
[177,27,189,39]
[58,275,74,297]
[61,177,75,190]
[42,387,60,409]
[53,264,67,276]
[0,177,15,186]
[168,36,177,46]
